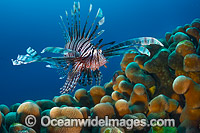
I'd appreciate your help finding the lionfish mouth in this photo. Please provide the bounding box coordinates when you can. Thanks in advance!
[11,1,164,94]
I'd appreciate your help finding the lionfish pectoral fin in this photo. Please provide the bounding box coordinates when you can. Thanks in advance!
[12,47,42,65]
[138,37,164,46]
[103,37,164,57]
[136,46,151,56]
[41,47,80,56]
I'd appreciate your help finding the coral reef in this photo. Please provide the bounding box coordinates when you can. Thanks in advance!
[49,107,83,132]
[129,83,149,114]
[9,123,36,133]
[115,99,131,117]
[91,103,115,118]
[0,104,10,116]
[148,94,179,119]
[2,18,200,133]
[120,50,138,71]
[5,112,16,130]
[125,62,155,89]
[17,102,41,132]
[90,86,106,105]
[173,75,200,132]
[0,112,2,127]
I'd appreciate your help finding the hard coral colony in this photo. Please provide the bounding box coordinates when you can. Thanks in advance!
[11,2,163,94]
[1,1,199,133]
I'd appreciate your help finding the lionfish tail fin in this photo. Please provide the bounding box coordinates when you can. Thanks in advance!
[103,37,164,57]
[12,47,41,65]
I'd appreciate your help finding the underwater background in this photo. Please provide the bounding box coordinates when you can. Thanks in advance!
[0,0,199,106]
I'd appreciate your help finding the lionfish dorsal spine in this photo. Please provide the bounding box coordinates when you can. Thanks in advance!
[85,8,104,39]
[77,2,81,38]
[59,16,70,44]
[73,2,79,40]
[81,4,92,39]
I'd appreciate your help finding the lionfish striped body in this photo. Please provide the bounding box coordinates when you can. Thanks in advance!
[12,2,164,94]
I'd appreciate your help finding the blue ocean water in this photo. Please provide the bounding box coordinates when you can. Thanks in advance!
[0,0,199,106]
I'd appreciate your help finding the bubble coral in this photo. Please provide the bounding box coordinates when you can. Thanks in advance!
[148,94,179,119]
[0,104,10,115]
[115,99,131,117]
[90,86,106,105]
[186,27,200,43]
[123,113,148,132]
[74,88,87,101]
[113,75,127,93]
[118,80,133,96]
[175,40,196,57]
[120,50,138,71]
[168,40,200,84]
[125,62,155,89]
[174,32,190,43]
[151,125,177,133]
[191,18,200,30]
[173,75,200,132]
[54,94,79,107]
[5,112,16,130]
[91,103,115,119]
[9,123,36,133]
[100,95,114,104]
[104,80,114,96]
[129,83,149,113]
[0,112,7,133]
[134,55,150,69]
[122,114,138,131]
[10,103,21,112]
[100,126,125,133]
[49,106,83,133]
[112,70,125,83]
[165,32,172,43]
[132,113,148,131]
[173,75,200,130]
[17,102,41,132]
[0,111,2,128]
[184,24,191,30]
[79,107,90,119]
[171,26,186,35]
[111,91,128,101]
[184,54,200,72]
[74,88,90,107]
[144,44,164,58]
[36,99,56,111]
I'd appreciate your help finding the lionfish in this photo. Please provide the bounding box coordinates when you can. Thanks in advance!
[12,2,164,94]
